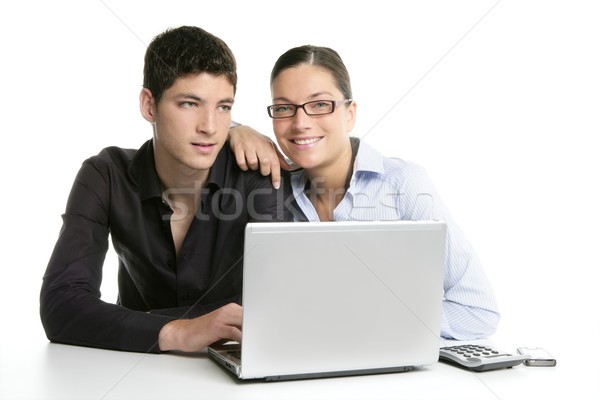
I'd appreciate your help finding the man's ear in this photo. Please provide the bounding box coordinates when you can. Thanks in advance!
[139,88,156,123]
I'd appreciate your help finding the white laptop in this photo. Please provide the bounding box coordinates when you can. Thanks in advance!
[208,220,446,381]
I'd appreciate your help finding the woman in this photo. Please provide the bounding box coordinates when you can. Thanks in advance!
[233,45,500,340]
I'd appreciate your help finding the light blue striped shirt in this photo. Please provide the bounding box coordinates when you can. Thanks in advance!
[290,140,500,340]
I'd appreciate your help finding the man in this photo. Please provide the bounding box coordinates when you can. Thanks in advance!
[40,26,291,353]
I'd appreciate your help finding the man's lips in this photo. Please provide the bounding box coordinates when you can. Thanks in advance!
[191,142,216,153]
[191,142,215,147]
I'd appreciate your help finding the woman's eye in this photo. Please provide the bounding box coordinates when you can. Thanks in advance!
[313,101,329,109]
[274,105,292,112]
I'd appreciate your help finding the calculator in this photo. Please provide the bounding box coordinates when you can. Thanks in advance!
[439,344,530,371]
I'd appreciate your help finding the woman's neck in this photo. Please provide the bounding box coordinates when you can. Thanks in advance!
[304,142,355,221]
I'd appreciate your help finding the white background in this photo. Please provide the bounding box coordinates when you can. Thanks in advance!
[0,0,598,396]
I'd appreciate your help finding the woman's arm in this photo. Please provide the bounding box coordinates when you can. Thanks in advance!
[400,163,501,339]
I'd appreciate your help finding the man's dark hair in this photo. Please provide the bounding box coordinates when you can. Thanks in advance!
[143,26,237,104]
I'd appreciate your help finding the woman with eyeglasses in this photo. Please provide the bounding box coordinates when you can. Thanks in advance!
[230,45,500,341]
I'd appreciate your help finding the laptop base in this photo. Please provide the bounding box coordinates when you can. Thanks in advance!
[208,343,415,382]
[262,365,415,382]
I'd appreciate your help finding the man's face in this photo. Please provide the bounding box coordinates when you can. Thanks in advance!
[151,73,234,176]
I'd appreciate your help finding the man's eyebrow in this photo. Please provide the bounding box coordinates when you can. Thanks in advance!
[175,93,235,104]
[175,93,205,103]
[221,97,235,104]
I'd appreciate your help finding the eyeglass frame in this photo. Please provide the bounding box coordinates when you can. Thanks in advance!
[267,99,353,119]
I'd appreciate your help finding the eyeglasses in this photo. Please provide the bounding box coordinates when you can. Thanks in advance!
[267,99,352,119]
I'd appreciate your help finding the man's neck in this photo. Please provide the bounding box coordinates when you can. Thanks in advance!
[154,153,210,214]
[154,156,210,258]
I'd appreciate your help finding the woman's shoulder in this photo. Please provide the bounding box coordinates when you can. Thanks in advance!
[356,140,429,182]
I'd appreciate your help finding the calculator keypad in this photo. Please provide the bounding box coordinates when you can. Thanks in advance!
[439,344,529,371]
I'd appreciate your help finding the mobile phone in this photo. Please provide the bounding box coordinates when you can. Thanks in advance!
[516,347,557,367]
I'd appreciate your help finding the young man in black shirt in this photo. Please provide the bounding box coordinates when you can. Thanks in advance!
[40,26,291,353]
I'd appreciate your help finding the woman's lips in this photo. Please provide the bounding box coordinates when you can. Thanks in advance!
[290,137,322,146]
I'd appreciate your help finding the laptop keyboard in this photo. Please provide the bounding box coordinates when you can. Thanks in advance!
[226,350,241,362]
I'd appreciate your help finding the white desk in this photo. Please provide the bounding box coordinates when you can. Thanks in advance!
[0,339,584,400]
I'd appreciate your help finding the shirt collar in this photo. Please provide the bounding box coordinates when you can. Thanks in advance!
[353,139,386,175]
[130,140,162,201]
[129,139,230,202]
[290,138,386,191]
[203,143,229,191]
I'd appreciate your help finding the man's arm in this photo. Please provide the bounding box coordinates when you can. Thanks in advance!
[228,124,291,189]
[40,158,242,353]
[40,159,175,352]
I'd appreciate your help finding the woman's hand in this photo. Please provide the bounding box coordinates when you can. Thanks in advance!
[229,125,290,189]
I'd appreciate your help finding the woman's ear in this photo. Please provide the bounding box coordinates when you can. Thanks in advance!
[139,88,156,123]
[345,100,357,132]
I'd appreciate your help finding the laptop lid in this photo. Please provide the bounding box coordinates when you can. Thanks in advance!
[210,220,446,380]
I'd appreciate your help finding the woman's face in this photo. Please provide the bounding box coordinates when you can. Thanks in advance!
[270,64,356,171]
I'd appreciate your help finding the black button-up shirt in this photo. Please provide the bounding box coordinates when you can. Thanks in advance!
[40,140,292,353]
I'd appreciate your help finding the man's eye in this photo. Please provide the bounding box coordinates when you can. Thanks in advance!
[218,104,232,112]
[180,102,196,109]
